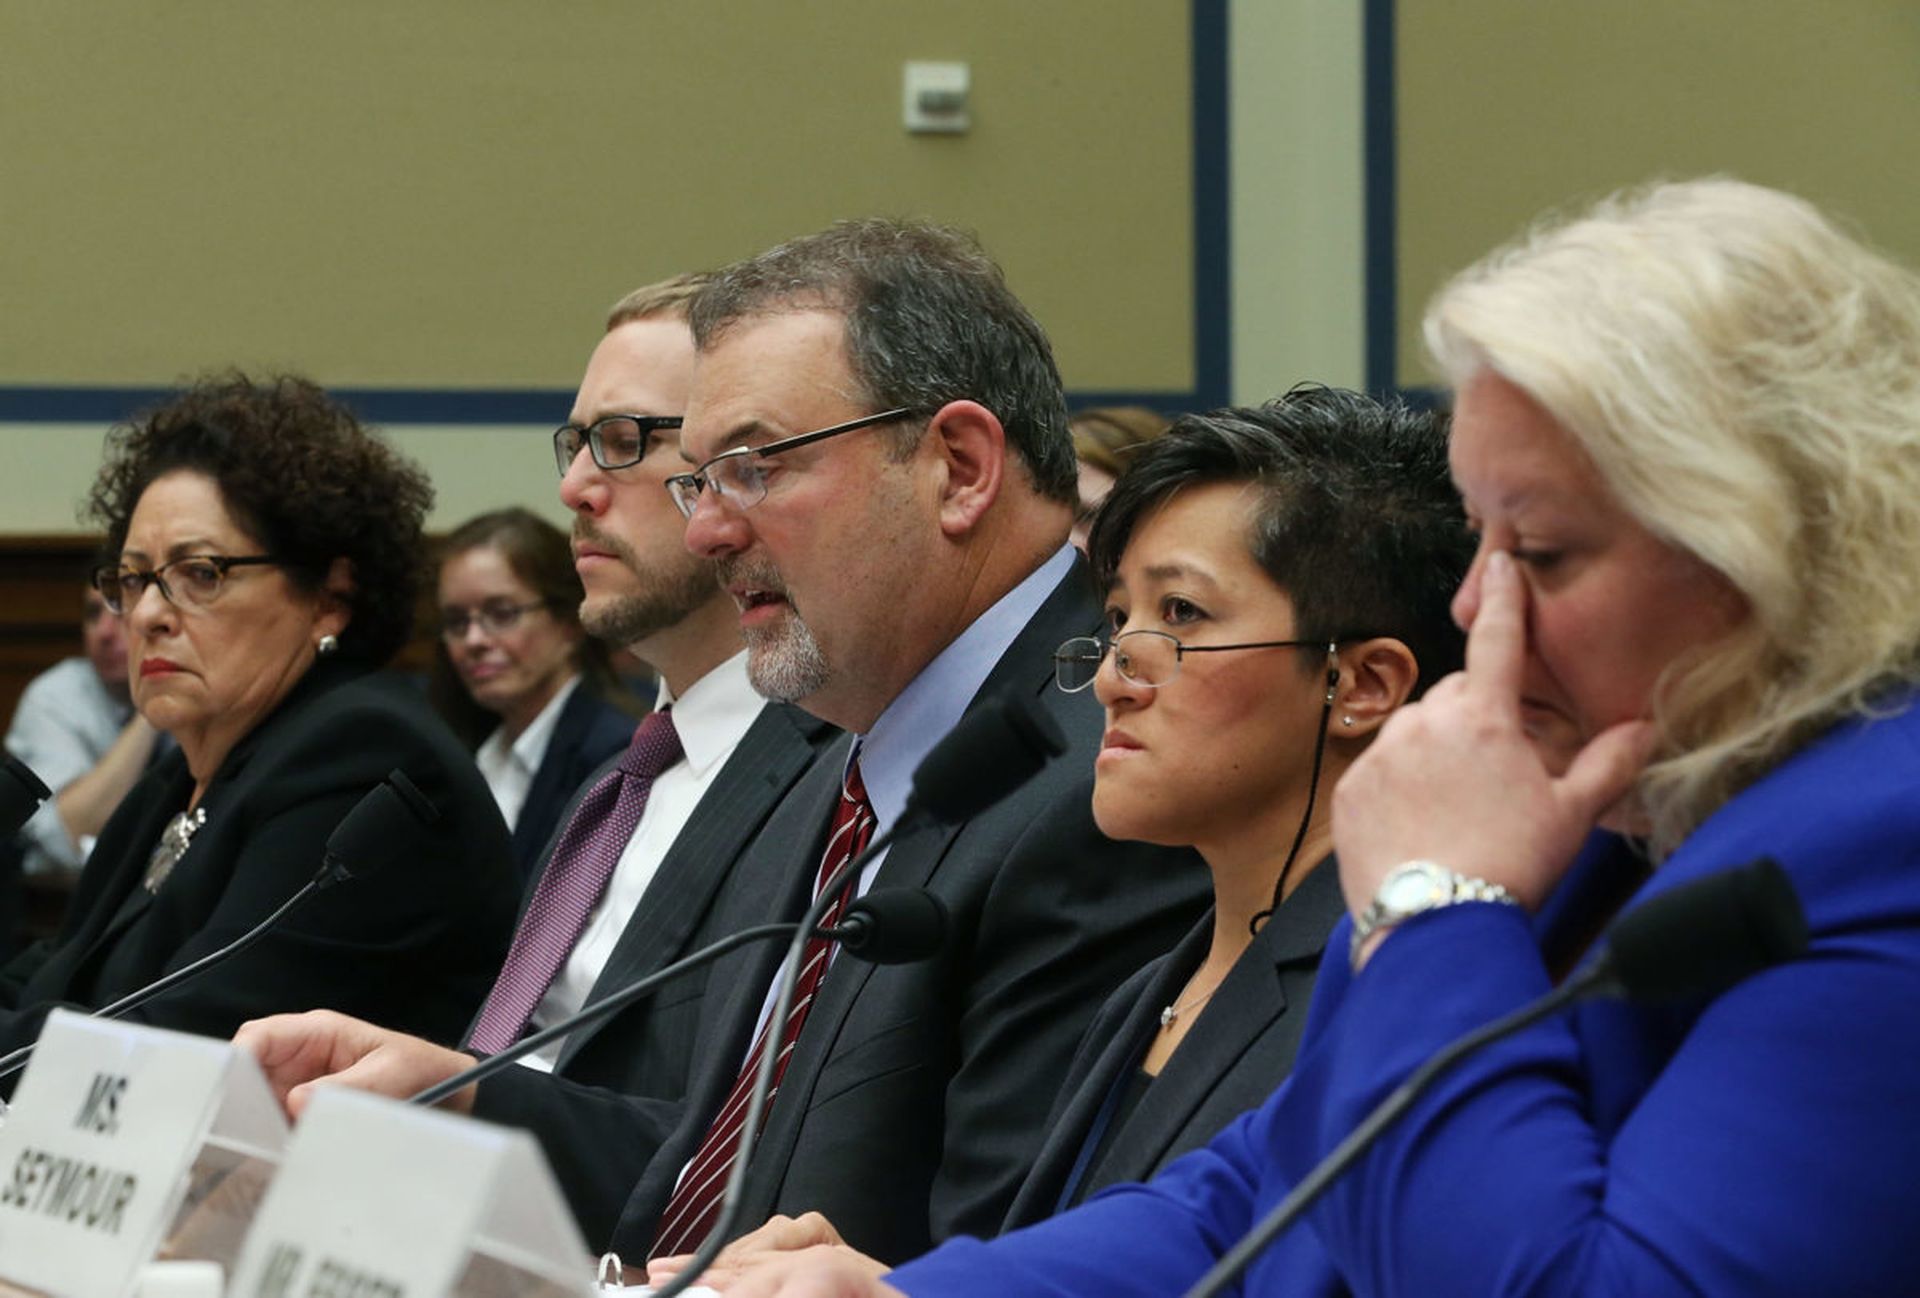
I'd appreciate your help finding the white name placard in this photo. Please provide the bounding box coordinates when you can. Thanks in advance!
[0,1009,287,1298]
[229,1087,592,1297]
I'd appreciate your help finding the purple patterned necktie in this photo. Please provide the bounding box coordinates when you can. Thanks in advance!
[467,709,684,1055]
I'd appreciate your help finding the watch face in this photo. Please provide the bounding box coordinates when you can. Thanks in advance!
[1381,864,1448,913]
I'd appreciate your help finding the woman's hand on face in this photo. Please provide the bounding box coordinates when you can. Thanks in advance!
[1333,551,1656,924]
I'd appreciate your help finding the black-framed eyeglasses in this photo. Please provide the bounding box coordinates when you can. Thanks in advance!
[1053,631,1335,693]
[553,414,684,476]
[91,555,286,615]
[664,407,917,519]
[438,599,554,639]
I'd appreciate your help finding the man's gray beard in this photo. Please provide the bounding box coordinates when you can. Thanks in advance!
[743,613,832,703]
[581,558,719,648]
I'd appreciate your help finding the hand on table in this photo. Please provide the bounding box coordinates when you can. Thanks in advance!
[233,1009,480,1118]
[647,1213,888,1293]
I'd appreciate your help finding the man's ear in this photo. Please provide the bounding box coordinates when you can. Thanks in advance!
[925,400,1006,537]
[1332,637,1420,737]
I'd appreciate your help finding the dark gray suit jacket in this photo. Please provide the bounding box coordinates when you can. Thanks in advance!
[1001,857,1347,1229]
[471,700,835,1240]
[600,563,1210,1263]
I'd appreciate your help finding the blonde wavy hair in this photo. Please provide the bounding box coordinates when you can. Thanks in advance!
[1425,177,1920,853]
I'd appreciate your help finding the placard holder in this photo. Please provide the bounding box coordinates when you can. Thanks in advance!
[0,1010,289,1298]
[229,1087,594,1297]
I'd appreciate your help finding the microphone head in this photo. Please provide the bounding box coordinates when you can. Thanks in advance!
[1602,856,1808,1003]
[0,755,53,837]
[907,691,1068,826]
[320,768,441,886]
[829,888,949,964]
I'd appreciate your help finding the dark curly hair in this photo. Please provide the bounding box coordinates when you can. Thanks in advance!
[84,373,435,666]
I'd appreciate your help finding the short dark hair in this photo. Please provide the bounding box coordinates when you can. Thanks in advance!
[428,507,639,746]
[688,218,1077,504]
[1087,385,1473,694]
[84,373,434,667]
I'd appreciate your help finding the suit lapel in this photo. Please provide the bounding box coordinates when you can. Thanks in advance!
[745,563,1109,1206]
[510,686,594,863]
[558,705,827,1068]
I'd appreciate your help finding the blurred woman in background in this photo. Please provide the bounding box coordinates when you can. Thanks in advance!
[0,375,519,1060]
[431,508,638,880]
[1069,406,1170,549]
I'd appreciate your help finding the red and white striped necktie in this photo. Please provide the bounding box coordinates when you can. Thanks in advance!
[648,757,876,1257]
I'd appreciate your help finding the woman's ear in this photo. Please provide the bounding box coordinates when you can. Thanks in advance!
[1332,637,1419,737]
[316,557,356,640]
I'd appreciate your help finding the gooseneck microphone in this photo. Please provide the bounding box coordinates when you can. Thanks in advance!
[0,769,438,1083]
[406,889,951,1108]
[654,689,1067,1298]
[1,754,53,837]
[1183,857,1809,1298]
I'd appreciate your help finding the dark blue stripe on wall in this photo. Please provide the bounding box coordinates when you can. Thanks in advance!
[6,2,1235,427]
[1190,0,1231,410]
[1363,0,1398,395]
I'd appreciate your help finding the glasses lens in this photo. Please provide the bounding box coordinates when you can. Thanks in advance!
[1053,637,1105,693]
[666,476,699,520]
[92,567,129,614]
[1111,632,1175,688]
[553,427,584,476]
[167,559,225,607]
[592,417,647,468]
[478,601,529,634]
[711,456,769,510]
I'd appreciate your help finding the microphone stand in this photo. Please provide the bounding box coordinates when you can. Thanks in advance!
[408,923,797,1107]
[1182,966,1603,1298]
[652,814,918,1297]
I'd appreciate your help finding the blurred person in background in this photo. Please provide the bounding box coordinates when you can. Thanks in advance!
[0,374,519,1061]
[431,507,640,882]
[1068,406,1170,549]
[5,580,161,878]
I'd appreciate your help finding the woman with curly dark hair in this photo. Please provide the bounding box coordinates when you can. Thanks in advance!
[0,374,520,1061]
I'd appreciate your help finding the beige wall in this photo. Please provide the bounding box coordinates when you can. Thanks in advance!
[2,1,1213,535]
[1395,0,1920,383]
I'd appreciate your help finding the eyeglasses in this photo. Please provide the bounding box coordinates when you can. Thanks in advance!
[91,555,286,615]
[664,407,917,519]
[438,599,553,639]
[1053,631,1334,693]
[553,414,684,476]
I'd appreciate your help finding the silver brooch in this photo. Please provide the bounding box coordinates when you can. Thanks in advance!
[143,807,207,893]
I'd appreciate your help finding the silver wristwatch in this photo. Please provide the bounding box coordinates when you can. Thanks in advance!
[1350,860,1517,965]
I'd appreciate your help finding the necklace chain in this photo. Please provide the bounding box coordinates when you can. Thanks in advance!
[1159,982,1218,1030]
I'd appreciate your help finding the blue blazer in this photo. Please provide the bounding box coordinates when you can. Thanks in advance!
[509,685,635,884]
[891,690,1920,1297]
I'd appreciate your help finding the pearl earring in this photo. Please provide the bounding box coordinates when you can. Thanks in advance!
[317,634,340,657]
[1342,714,1355,727]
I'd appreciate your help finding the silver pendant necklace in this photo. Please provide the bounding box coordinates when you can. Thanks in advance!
[1159,983,1217,1029]
[143,806,207,893]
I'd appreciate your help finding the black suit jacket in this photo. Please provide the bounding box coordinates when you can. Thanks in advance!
[471,699,837,1239]
[1001,856,1346,1229]
[0,662,520,1059]
[595,562,1210,1263]
[509,685,635,884]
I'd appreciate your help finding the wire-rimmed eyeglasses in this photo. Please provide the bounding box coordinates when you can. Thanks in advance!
[553,414,684,477]
[1053,631,1335,693]
[664,407,918,519]
[91,555,287,615]
[438,599,554,639]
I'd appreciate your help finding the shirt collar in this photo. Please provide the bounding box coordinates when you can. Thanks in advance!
[858,543,1076,832]
[653,650,763,778]
[507,674,582,772]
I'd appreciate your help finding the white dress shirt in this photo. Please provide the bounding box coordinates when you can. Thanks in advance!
[473,675,582,833]
[518,651,763,1071]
